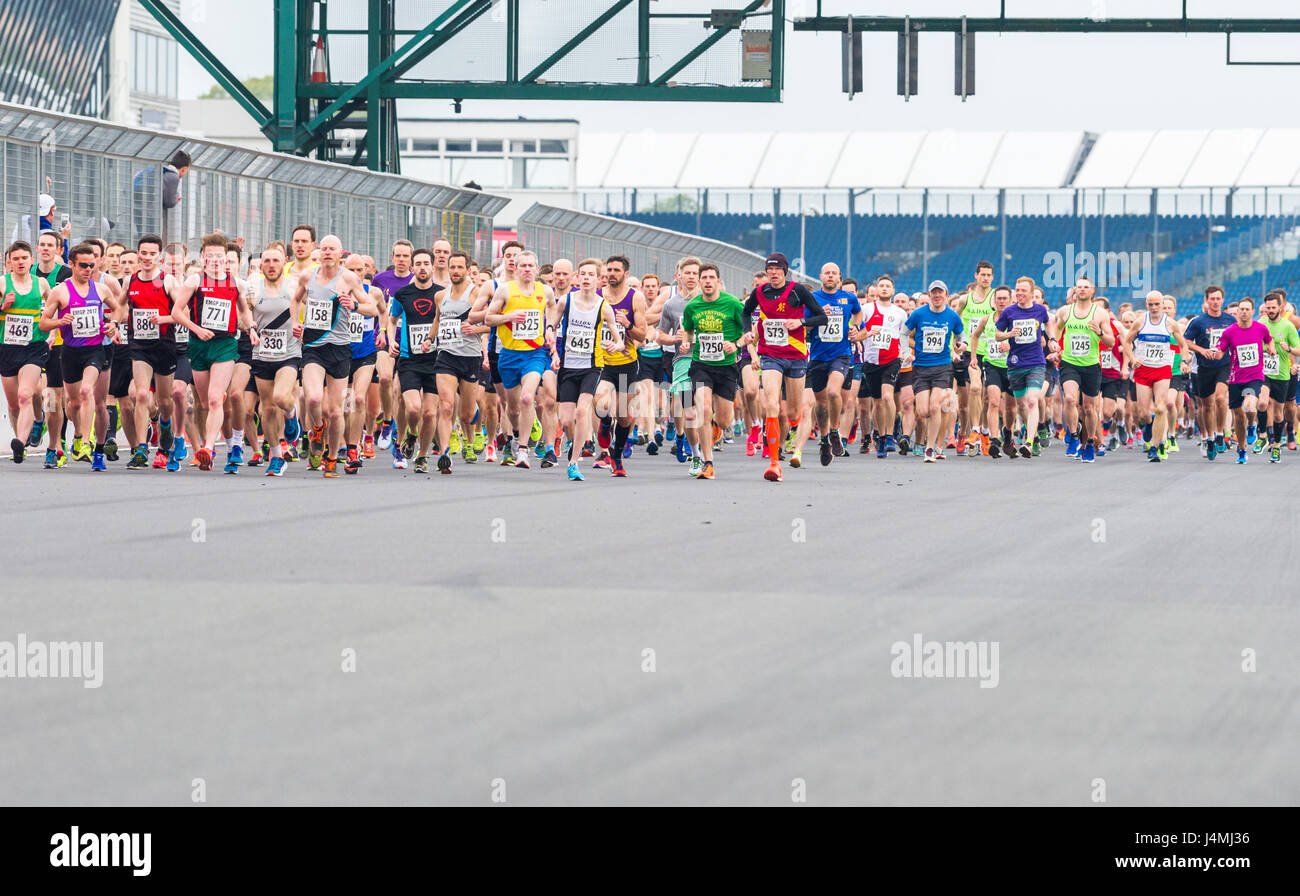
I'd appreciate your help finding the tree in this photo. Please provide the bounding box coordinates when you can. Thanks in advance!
[648,194,698,214]
[200,76,274,101]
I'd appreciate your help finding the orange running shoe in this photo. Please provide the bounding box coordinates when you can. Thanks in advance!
[196,447,213,471]
[700,460,715,479]
[763,462,782,482]
[322,455,340,478]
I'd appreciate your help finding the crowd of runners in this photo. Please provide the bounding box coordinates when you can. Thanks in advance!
[3,224,1298,482]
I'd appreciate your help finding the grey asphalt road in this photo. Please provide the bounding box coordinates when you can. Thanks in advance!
[1,437,1296,806]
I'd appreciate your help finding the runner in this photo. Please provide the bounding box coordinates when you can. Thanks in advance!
[1183,285,1234,459]
[738,252,826,481]
[635,271,665,452]
[1214,296,1274,465]
[1163,295,1187,456]
[953,261,995,454]
[681,263,747,479]
[857,276,908,459]
[342,252,384,474]
[1258,291,1300,463]
[172,233,252,472]
[223,242,255,471]
[284,224,317,278]
[485,250,555,470]
[388,248,442,474]
[371,239,415,461]
[38,243,124,471]
[656,258,702,465]
[970,286,1014,457]
[123,234,184,470]
[33,230,72,465]
[248,241,300,477]
[904,280,967,462]
[1,240,51,462]
[535,258,571,466]
[1120,290,1188,463]
[806,262,860,466]
[432,252,488,474]
[590,255,646,476]
[290,235,375,478]
[549,258,621,481]
[1053,276,1113,462]
[992,277,1055,459]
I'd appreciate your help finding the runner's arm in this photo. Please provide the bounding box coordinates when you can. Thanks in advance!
[38,283,67,332]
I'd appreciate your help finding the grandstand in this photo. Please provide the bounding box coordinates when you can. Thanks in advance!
[577,128,1300,315]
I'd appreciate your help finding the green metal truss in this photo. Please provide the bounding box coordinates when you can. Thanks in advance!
[139,0,785,173]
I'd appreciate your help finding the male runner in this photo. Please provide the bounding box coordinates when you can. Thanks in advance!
[343,252,385,474]
[993,277,1055,459]
[123,234,184,469]
[1,240,50,462]
[858,276,908,459]
[1053,275,1113,462]
[1183,285,1234,458]
[389,248,443,473]
[249,241,300,477]
[682,262,747,479]
[904,280,966,462]
[371,239,415,456]
[953,261,995,453]
[1121,290,1188,463]
[1259,292,1300,462]
[1214,296,1274,465]
[590,254,646,476]
[432,252,488,473]
[485,250,554,470]
[806,262,860,466]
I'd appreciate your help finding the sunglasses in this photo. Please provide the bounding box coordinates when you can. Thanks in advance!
[75,261,95,269]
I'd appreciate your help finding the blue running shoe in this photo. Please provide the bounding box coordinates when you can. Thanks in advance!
[173,435,188,462]
[27,419,45,448]
[229,443,244,466]
[622,440,633,459]
[665,421,676,442]
[44,448,57,468]
[1081,442,1096,463]
[224,460,238,474]
[1065,433,1079,457]
[1237,449,1247,464]
[91,451,107,472]
[567,461,584,481]
[674,435,688,463]
[266,457,285,476]
[1247,424,1257,445]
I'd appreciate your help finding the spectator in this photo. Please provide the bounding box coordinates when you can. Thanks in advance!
[11,192,72,252]
[132,150,191,240]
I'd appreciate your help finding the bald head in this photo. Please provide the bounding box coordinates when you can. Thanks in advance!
[551,258,574,293]
[318,235,343,268]
[819,262,842,292]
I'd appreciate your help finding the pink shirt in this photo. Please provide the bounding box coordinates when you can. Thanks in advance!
[1216,321,1272,384]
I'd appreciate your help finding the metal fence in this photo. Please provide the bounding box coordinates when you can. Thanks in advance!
[0,100,508,262]
[516,203,814,295]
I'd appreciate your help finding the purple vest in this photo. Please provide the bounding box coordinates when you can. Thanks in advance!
[61,279,105,348]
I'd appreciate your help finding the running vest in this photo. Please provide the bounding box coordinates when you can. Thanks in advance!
[983,310,1008,368]
[435,282,480,358]
[2,273,46,346]
[1170,331,1182,376]
[251,280,299,362]
[1099,319,1122,377]
[640,294,663,358]
[1061,303,1102,367]
[755,281,807,359]
[1135,312,1173,368]
[350,283,378,357]
[191,275,239,336]
[127,270,172,341]
[61,279,106,347]
[559,295,605,370]
[302,268,349,347]
[962,289,995,357]
[599,285,640,366]
[496,280,546,351]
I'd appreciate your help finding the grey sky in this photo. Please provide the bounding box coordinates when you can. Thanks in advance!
[178,0,1300,131]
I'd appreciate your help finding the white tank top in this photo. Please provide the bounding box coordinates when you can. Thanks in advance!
[1135,312,1173,368]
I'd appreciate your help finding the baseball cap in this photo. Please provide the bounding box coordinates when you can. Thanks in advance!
[38,193,55,217]
[764,252,789,270]
[927,279,948,293]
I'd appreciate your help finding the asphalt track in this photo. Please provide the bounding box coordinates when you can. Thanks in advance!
[1,434,1297,806]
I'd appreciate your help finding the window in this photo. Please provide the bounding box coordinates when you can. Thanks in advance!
[539,139,568,154]
[450,157,504,189]
[510,140,535,153]
[130,31,178,98]
[411,139,440,152]
[476,140,502,153]
[445,140,472,153]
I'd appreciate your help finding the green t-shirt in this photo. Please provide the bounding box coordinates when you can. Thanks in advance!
[961,289,995,358]
[683,292,746,366]
[1262,315,1300,380]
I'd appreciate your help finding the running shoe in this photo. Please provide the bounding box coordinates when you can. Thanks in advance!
[789,450,802,468]
[534,440,546,459]
[103,438,119,462]
[1080,442,1096,463]
[598,417,612,449]
[284,414,301,444]
[1237,449,1247,465]
[463,444,478,464]
[829,430,846,457]
[1206,440,1217,462]
[689,456,703,478]
[1215,433,1226,453]
[196,447,213,471]
[897,435,910,456]
[924,447,936,463]
[514,448,530,469]
[611,455,626,477]
[228,443,244,466]
[581,440,595,458]
[819,438,832,466]
[376,420,393,449]
[655,429,665,446]
[912,444,924,458]
[363,437,376,459]
[666,421,677,442]
[700,460,715,479]
[400,429,418,462]
[593,452,611,469]
[858,435,871,455]
[43,448,57,469]
[567,462,584,481]
[484,443,496,463]
[1270,446,1281,464]
[745,435,756,457]
[935,450,947,461]
[530,417,542,446]
[90,451,106,471]
[72,437,91,463]
[412,456,429,474]
[266,457,285,476]
[449,427,463,455]
[172,435,187,462]
[763,462,782,482]
[1148,446,1161,463]
[27,419,45,448]
[541,448,557,469]
[988,437,1002,459]
[10,438,25,464]
[223,459,238,474]
[126,446,148,469]
[437,453,452,474]
[1017,443,1032,459]
[876,441,888,459]
[1065,432,1079,457]
[646,440,659,456]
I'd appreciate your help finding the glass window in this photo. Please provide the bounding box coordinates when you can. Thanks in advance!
[410,139,440,152]
[167,43,177,98]
[539,139,568,154]
[510,140,535,153]
[449,157,504,189]
[523,158,569,189]
[476,140,502,153]
[445,140,472,153]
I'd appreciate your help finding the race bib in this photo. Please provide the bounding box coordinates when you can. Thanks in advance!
[512,308,542,342]
[201,296,231,330]
[985,339,1008,362]
[407,323,433,353]
[71,306,100,338]
[818,310,843,342]
[565,322,595,356]
[259,328,287,357]
[1012,318,1037,344]
[1067,333,1092,358]
[762,318,788,347]
[1235,342,1259,369]
[1100,350,1120,371]
[921,326,946,355]
[132,308,159,340]
[1139,339,1171,366]
[4,314,33,346]
[174,326,189,344]
[348,312,365,343]
[643,335,660,351]
[599,321,626,348]
[872,326,893,349]
[698,332,725,362]
[304,296,333,330]
[1208,328,1224,351]
[437,318,462,348]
